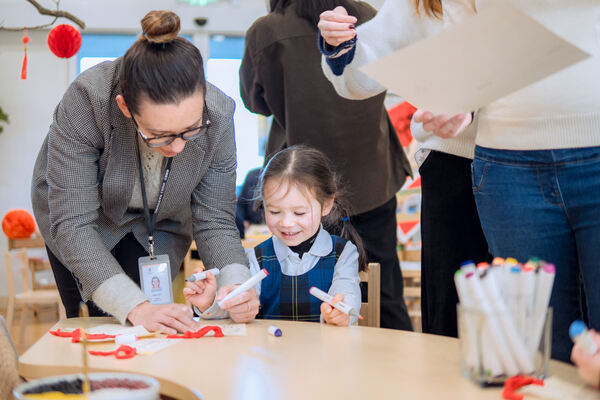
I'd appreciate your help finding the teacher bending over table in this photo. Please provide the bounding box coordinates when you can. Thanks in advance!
[31,10,259,334]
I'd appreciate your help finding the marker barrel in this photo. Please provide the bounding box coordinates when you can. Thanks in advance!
[186,268,220,282]
[309,286,362,319]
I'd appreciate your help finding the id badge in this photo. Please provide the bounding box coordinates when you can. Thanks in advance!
[138,254,173,305]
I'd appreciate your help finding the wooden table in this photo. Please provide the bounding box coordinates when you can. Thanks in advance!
[19,318,584,400]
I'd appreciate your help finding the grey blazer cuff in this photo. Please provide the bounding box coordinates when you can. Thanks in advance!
[91,274,149,325]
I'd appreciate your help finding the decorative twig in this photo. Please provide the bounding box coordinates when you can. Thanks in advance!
[0,0,85,31]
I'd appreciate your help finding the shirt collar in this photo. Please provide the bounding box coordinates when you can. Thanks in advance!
[272,225,332,262]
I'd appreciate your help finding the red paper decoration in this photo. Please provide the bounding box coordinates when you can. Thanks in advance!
[21,29,29,80]
[47,24,82,59]
[1,209,36,239]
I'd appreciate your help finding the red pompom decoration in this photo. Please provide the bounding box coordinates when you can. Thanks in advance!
[47,24,82,59]
[2,209,36,239]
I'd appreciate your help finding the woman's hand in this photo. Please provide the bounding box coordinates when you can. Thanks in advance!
[183,268,218,312]
[318,6,357,47]
[571,330,600,389]
[321,293,350,326]
[217,285,260,323]
[413,109,472,139]
[127,301,197,335]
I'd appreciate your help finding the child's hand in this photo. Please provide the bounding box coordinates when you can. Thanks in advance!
[321,293,350,326]
[571,329,600,389]
[217,285,260,323]
[183,268,217,312]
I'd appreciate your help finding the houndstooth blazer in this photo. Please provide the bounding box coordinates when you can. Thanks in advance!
[31,58,250,302]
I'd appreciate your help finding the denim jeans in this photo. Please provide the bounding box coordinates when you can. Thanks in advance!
[472,145,600,363]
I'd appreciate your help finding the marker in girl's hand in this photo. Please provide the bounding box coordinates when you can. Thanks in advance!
[309,286,363,320]
[204,269,269,315]
[186,268,220,282]
[570,320,599,355]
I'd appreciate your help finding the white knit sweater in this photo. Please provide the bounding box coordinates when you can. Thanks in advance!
[324,0,600,154]
[475,0,600,150]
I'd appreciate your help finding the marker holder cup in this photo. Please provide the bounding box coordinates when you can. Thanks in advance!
[457,305,552,386]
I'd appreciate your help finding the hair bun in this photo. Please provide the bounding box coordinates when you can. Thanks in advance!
[140,10,180,44]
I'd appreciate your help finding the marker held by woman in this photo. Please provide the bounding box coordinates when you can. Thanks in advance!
[186,268,220,282]
[309,286,363,320]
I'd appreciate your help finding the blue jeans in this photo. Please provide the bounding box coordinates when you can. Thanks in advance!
[472,145,600,363]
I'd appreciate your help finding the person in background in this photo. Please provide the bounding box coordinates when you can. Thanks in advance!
[323,0,600,362]
[318,0,490,338]
[31,10,259,334]
[240,0,413,331]
[186,146,364,325]
[235,167,264,238]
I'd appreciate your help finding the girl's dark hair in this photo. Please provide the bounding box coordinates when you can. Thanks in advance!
[269,0,362,28]
[119,10,207,115]
[259,145,367,271]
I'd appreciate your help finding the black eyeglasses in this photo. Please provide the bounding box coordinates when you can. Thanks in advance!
[131,107,211,148]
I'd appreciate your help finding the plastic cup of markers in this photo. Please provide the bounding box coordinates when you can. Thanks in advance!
[457,305,552,387]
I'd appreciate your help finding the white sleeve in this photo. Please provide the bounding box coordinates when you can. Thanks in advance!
[321,0,444,100]
[325,241,362,325]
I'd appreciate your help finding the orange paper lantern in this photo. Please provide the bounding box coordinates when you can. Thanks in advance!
[47,24,81,59]
[2,209,36,239]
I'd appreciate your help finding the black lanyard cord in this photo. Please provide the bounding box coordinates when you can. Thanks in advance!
[137,144,173,259]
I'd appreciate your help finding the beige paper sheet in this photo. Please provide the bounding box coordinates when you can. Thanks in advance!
[360,2,590,114]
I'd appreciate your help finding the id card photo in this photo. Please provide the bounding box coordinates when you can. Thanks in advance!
[139,255,173,305]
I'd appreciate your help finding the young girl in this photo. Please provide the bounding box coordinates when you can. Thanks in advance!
[185,145,366,326]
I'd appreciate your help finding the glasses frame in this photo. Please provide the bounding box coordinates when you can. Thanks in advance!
[131,106,211,148]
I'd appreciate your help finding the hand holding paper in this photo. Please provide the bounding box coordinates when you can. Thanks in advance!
[413,110,472,139]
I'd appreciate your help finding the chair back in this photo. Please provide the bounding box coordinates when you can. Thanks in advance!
[358,262,381,328]
[5,249,30,297]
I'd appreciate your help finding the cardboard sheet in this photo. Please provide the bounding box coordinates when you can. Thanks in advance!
[360,2,590,114]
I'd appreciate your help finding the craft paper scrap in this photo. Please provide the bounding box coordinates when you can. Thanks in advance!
[198,323,247,336]
[133,338,182,355]
[360,2,590,114]
[86,324,152,337]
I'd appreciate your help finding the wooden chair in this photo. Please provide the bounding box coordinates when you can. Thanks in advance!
[358,262,381,328]
[5,235,64,338]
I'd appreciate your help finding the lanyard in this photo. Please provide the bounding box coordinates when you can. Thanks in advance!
[137,145,173,259]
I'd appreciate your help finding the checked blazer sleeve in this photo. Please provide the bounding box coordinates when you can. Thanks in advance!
[45,80,138,302]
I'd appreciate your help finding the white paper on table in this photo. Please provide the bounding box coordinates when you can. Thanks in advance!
[359,1,590,115]
[198,323,247,336]
[54,324,154,342]
[133,338,182,355]
[86,324,152,337]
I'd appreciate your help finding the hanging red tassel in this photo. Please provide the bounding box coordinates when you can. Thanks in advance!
[21,29,29,80]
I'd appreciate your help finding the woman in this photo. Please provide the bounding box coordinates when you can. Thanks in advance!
[319,0,489,338]
[240,0,414,330]
[322,0,600,362]
[31,10,260,334]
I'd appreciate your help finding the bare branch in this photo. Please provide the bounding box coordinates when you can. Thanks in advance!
[0,0,85,31]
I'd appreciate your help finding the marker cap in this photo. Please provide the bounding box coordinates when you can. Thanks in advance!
[268,325,282,337]
[569,320,587,340]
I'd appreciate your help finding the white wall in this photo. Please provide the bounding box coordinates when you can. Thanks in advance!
[0,0,383,298]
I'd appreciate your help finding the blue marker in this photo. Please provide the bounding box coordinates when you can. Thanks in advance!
[569,320,598,354]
